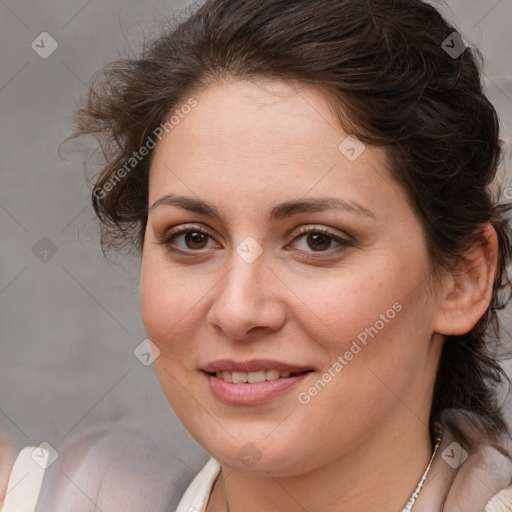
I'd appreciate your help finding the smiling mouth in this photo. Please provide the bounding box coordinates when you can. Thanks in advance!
[204,369,312,383]
[202,362,314,405]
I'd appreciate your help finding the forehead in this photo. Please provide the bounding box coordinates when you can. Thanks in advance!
[155,78,345,164]
[148,78,405,221]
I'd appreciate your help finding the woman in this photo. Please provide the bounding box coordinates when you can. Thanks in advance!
[3,0,512,510]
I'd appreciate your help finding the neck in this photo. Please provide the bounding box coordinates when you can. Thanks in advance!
[209,414,434,512]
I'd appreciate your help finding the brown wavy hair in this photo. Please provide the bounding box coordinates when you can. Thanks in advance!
[71,0,512,441]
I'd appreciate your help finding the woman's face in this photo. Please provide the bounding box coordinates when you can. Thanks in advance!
[140,78,444,476]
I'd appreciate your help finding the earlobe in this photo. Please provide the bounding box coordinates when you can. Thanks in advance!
[433,223,498,336]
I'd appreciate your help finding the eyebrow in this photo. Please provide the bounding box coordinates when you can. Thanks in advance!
[149,194,376,221]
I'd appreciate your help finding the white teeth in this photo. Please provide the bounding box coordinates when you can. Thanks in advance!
[248,370,266,383]
[265,369,281,381]
[214,369,297,383]
[232,371,247,383]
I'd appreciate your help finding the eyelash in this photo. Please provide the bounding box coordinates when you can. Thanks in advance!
[159,224,353,259]
[291,226,353,256]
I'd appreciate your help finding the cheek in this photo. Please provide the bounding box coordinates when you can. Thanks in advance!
[140,252,191,354]
[139,248,220,368]
[139,253,201,412]
[296,263,406,354]
[296,257,433,395]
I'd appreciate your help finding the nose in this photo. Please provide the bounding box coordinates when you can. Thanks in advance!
[206,253,287,341]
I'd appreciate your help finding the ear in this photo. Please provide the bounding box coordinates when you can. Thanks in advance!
[433,223,498,336]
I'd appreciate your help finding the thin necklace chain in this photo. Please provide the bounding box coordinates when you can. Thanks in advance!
[401,434,442,512]
[219,430,442,512]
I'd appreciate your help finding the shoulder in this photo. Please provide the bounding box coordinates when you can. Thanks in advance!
[415,408,512,512]
[2,424,209,512]
[485,487,512,512]
[1,445,47,512]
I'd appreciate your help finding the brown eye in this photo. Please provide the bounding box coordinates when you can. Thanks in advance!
[161,226,218,253]
[183,231,209,249]
[305,232,333,251]
[289,227,353,256]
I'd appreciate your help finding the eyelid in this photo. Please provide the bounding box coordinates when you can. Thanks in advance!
[290,224,353,242]
[162,223,212,239]
[159,224,220,251]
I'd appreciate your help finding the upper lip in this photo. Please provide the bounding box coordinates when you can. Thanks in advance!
[202,359,313,374]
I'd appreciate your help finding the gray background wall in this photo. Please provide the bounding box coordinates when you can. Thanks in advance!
[0,0,511,455]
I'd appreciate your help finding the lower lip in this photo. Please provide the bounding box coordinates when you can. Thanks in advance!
[203,371,311,406]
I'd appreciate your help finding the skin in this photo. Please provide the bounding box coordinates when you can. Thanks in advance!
[139,77,498,512]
